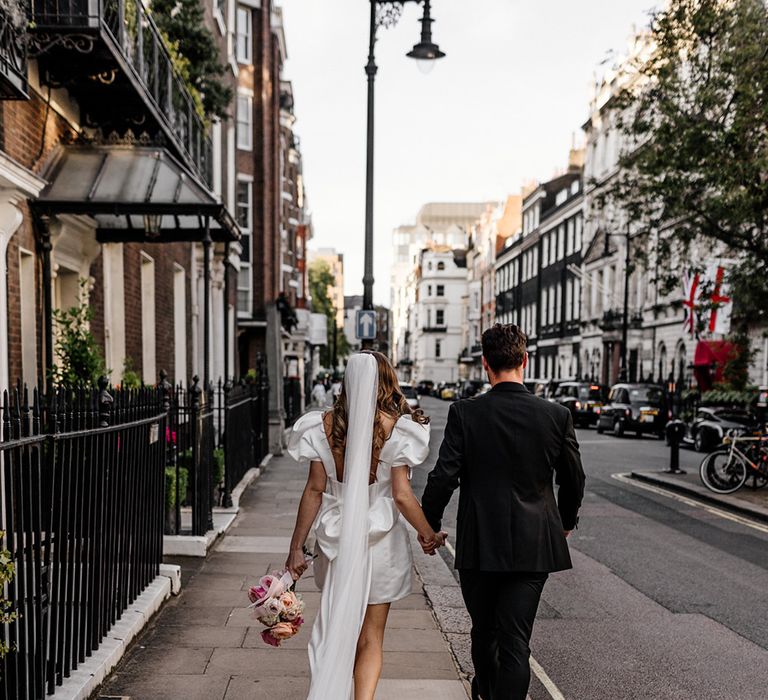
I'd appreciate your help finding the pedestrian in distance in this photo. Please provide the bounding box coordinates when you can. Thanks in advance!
[310,379,327,408]
[330,374,343,403]
[421,323,586,700]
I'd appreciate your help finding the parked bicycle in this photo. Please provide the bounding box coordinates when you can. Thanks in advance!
[699,433,768,494]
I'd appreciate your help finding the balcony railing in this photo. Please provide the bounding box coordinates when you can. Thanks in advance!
[29,0,212,186]
[0,0,28,98]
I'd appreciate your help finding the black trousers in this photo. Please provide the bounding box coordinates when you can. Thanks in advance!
[459,569,548,700]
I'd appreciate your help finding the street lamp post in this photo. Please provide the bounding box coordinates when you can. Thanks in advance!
[620,223,631,380]
[362,0,445,315]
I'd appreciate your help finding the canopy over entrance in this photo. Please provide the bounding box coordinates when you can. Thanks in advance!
[693,340,738,391]
[33,143,239,242]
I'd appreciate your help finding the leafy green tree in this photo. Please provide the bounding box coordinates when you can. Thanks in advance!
[50,281,108,388]
[0,532,17,663]
[601,0,768,337]
[151,0,233,119]
[308,259,348,368]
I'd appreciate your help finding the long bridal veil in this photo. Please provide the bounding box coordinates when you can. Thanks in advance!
[307,353,378,700]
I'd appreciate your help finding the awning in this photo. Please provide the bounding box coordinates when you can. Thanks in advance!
[693,340,738,391]
[32,144,239,242]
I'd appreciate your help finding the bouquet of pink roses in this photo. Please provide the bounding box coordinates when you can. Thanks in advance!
[247,570,306,647]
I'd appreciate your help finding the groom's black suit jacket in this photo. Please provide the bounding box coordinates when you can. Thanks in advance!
[421,381,585,572]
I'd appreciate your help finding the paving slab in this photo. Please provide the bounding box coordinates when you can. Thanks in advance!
[98,449,467,700]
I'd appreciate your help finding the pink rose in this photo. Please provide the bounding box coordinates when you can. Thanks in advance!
[270,622,298,641]
[248,586,266,604]
[291,616,304,631]
[261,629,281,647]
[280,592,304,621]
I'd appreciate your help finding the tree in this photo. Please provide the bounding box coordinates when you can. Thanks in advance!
[601,0,768,333]
[151,0,232,119]
[308,259,348,369]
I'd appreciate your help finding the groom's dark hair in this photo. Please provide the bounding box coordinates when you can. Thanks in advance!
[482,323,528,372]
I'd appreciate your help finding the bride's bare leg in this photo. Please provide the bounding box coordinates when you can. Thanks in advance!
[354,603,391,700]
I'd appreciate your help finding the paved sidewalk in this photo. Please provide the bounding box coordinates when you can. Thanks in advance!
[99,451,467,700]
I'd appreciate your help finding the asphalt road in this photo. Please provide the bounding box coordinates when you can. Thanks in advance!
[411,396,768,700]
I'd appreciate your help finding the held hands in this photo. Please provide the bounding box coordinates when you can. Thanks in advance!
[285,548,309,581]
[418,530,448,556]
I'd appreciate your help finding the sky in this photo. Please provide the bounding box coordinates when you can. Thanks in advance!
[279,0,659,306]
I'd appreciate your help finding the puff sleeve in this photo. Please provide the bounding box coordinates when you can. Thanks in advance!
[389,415,431,468]
[286,411,324,462]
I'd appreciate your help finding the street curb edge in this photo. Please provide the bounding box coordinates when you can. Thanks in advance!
[629,471,768,524]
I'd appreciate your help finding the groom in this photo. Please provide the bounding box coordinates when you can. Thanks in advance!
[421,323,585,700]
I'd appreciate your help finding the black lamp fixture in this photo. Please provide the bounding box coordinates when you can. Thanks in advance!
[406,0,445,73]
[143,213,162,238]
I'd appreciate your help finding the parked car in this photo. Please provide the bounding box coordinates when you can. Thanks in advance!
[439,383,459,401]
[458,379,485,399]
[683,407,761,452]
[596,383,668,438]
[399,383,420,410]
[523,378,551,398]
[415,380,435,397]
[549,382,607,427]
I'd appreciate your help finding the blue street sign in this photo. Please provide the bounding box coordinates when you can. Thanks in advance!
[356,309,377,340]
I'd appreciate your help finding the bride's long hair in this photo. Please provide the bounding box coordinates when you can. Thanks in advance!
[329,351,429,468]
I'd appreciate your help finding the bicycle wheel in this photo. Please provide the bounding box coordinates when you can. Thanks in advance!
[699,449,748,494]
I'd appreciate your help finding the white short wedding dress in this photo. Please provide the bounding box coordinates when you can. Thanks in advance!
[288,410,430,604]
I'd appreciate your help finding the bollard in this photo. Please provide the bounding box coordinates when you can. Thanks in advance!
[664,419,687,474]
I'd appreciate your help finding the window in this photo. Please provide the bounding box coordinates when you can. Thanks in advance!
[436,309,445,326]
[19,249,37,388]
[436,284,445,297]
[237,178,253,313]
[573,278,580,320]
[435,339,442,358]
[557,225,564,260]
[437,261,445,271]
[541,288,548,325]
[575,216,582,251]
[542,237,549,268]
[140,253,156,383]
[427,284,432,297]
[236,6,252,64]
[567,219,574,255]
[566,278,573,321]
[237,94,253,150]
[173,264,187,384]
[549,285,556,324]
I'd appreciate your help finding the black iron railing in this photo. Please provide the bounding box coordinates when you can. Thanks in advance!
[164,376,215,537]
[222,382,253,503]
[283,378,302,427]
[29,0,212,186]
[0,381,166,698]
[0,0,28,99]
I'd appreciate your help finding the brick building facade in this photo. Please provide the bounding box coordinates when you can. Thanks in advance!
[0,0,310,435]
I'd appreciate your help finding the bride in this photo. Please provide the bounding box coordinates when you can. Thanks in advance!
[285,351,446,699]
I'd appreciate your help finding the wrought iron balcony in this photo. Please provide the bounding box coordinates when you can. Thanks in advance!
[0,0,29,99]
[29,0,212,187]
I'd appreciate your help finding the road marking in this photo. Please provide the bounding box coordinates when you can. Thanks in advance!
[611,473,768,535]
[440,541,567,700]
[530,656,567,700]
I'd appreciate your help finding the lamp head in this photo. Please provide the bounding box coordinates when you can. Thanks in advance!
[406,0,445,73]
